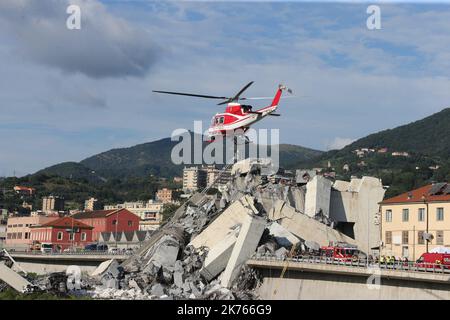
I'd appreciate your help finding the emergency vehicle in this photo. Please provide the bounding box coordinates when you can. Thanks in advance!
[416,253,450,269]
[320,242,362,262]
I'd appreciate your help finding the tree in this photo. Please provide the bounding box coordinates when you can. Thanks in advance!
[161,203,181,223]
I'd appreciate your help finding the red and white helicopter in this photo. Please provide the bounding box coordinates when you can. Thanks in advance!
[153,81,292,141]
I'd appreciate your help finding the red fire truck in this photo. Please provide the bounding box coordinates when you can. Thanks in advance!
[416,253,450,269]
[320,242,362,262]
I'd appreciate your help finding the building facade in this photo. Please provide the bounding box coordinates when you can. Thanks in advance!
[42,196,65,213]
[104,200,163,223]
[84,197,101,211]
[72,209,140,241]
[156,188,173,204]
[30,217,93,251]
[206,165,231,190]
[380,183,450,260]
[183,166,207,192]
[13,186,35,197]
[5,215,59,249]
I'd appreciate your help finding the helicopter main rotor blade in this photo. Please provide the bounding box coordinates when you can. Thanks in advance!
[232,81,254,101]
[153,90,229,100]
[240,96,297,101]
[217,81,254,105]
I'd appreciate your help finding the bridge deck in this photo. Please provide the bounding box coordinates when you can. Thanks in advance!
[247,257,450,284]
[10,252,129,262]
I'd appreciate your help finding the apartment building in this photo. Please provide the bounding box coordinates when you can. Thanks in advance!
[42,195,65,213]
[380,182,450,260]
[84,197,101,211]
[156,188,173,204]
[104,200,163,222]
[183,166,207,192]
[205,165,231,190]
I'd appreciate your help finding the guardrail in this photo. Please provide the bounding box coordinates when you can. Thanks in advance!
[9,250,133,256]
[252,254,450,275]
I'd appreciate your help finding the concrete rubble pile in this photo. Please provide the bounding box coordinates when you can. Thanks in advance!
[88,158,357,300]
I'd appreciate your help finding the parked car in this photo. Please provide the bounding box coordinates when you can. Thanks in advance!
[108,247,119,254]
[29,241,41,252]
[84,243,108,252]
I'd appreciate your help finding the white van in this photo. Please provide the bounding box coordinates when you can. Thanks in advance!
[40,243,53,253]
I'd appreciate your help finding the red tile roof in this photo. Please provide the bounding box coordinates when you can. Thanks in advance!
[381,183,450,205]
[71,208,129,220]
[32,217,93,229]
[14,186,35,191]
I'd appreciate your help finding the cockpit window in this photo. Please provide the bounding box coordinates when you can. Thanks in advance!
[241,105,253,113]
[214,116,224,125]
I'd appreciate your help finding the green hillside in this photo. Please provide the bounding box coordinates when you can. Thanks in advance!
[289,108,450,197]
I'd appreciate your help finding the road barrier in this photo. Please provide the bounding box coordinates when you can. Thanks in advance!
[252,254,450,274]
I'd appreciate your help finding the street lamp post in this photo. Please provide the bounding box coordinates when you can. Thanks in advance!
[115,210,119,248]
[422,195,429,253]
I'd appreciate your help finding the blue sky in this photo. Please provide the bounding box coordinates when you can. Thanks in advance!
[1,0,450,176]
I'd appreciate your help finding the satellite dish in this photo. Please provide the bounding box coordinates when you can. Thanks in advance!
[422,232,434,241]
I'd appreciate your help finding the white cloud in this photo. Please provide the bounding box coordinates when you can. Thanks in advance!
[0,0,161,78]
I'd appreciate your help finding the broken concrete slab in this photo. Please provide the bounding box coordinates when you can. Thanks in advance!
[278,204,357,246]
[91,259,115,277]
[287,187,305,213]
[200,227,240,281]
[305,175,332,218]
[231,158,273,176]
[275,247,289,259]
[145,235,180,269]
[221,214,266,288]
[173,271,184,288]
[190,195,258,249]
[267,222,300,247]
[0,262,33,293]
[151,283,165,296]
[267,199,294,221]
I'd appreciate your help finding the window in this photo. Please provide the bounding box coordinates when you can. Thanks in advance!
[402,209,409,222]
[402,231,409,244]
[385,231,392,245]
[418,208,425,222]
[69,233,74,241]
[418,231,425,244]
[128,220,133,227]
[112,220,117,225]
[81,232,86,241]
[402,246,409,258]
[385,210,392,222]
[57,232,63,240]
[17,232,22,239]
[437,208,444,221]
[436,231,444,245]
